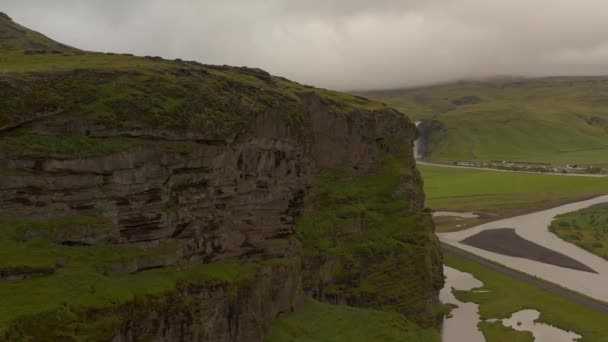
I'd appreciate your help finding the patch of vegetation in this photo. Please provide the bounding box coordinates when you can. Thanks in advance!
[364,77,608,167]
[296,156,443,325]
[3,132,143,157]
[274,77,387,115]
[0,215,259,339]
[478,321,534,342]
[420,164,608,229]
[297,157,418,256]
[445,253,608,341]
[265,298,440,342]
[550,203,608,260]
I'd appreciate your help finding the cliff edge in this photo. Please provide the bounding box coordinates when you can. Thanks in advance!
[0,15,443,341]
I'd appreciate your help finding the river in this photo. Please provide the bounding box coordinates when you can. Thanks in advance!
[439,195,608,302]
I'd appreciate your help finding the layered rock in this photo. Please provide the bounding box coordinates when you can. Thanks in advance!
[0,48,442,341]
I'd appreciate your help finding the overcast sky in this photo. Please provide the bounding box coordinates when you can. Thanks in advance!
[4,0,608,90]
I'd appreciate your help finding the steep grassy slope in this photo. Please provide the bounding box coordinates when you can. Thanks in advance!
[363,77,608,167]
[0,12,75,51]
[297,158,443,327]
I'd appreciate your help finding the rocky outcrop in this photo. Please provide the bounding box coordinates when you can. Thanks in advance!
[112,260,303,342]
[0,48,441,340]
[1,111,310,265]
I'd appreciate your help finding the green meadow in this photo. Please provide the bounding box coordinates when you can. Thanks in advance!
[421,164,608,218]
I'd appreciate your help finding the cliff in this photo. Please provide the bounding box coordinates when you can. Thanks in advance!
[0,16,443,342]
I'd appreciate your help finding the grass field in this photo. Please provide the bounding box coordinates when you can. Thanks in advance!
[478,321,533,342]
[419,164,608,231]
[363,77,608,167]
[265,298,440,342]
[445,253,608,341]
[550,203,608,260]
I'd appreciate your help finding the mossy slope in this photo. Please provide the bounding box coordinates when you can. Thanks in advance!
[0,49,387,137]
[0,12,75,51]
[298,156,443,326]
[265,298,440,342]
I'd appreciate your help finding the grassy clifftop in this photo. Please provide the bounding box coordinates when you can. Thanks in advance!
[0,49,388,139]
[363,77,608,167]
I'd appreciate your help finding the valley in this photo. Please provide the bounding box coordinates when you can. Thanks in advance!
[407,100,608,340]
[3,7,608,342]
[421,164,608,341]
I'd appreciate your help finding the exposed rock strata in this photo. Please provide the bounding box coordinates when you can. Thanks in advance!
[0,65,441,340]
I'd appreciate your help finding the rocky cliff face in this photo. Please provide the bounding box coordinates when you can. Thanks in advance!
[0,46,442,341]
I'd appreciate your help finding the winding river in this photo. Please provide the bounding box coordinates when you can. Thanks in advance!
[440,269,583,342]
[439,195,608,302]
[440,267,485,342]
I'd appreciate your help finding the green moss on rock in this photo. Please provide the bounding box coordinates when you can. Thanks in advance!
[0,50,388,139]
[2,131,143,157]
[297,156,443,326]
[0,215,259,338]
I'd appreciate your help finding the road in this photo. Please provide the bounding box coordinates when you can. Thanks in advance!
[442,243,608,314]
[417,160,607,178]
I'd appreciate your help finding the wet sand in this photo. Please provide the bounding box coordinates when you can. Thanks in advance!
[439,195,608,302]
[461,228,596,273]
[440,266,485,342]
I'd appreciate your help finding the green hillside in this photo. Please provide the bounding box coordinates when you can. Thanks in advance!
[0,11,75,51]
[363,77,608,167]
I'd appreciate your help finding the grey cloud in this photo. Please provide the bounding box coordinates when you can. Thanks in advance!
[4,0,608,90]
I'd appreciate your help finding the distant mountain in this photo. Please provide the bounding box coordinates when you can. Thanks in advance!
[362,77,608,167]
[0,11,75,51]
